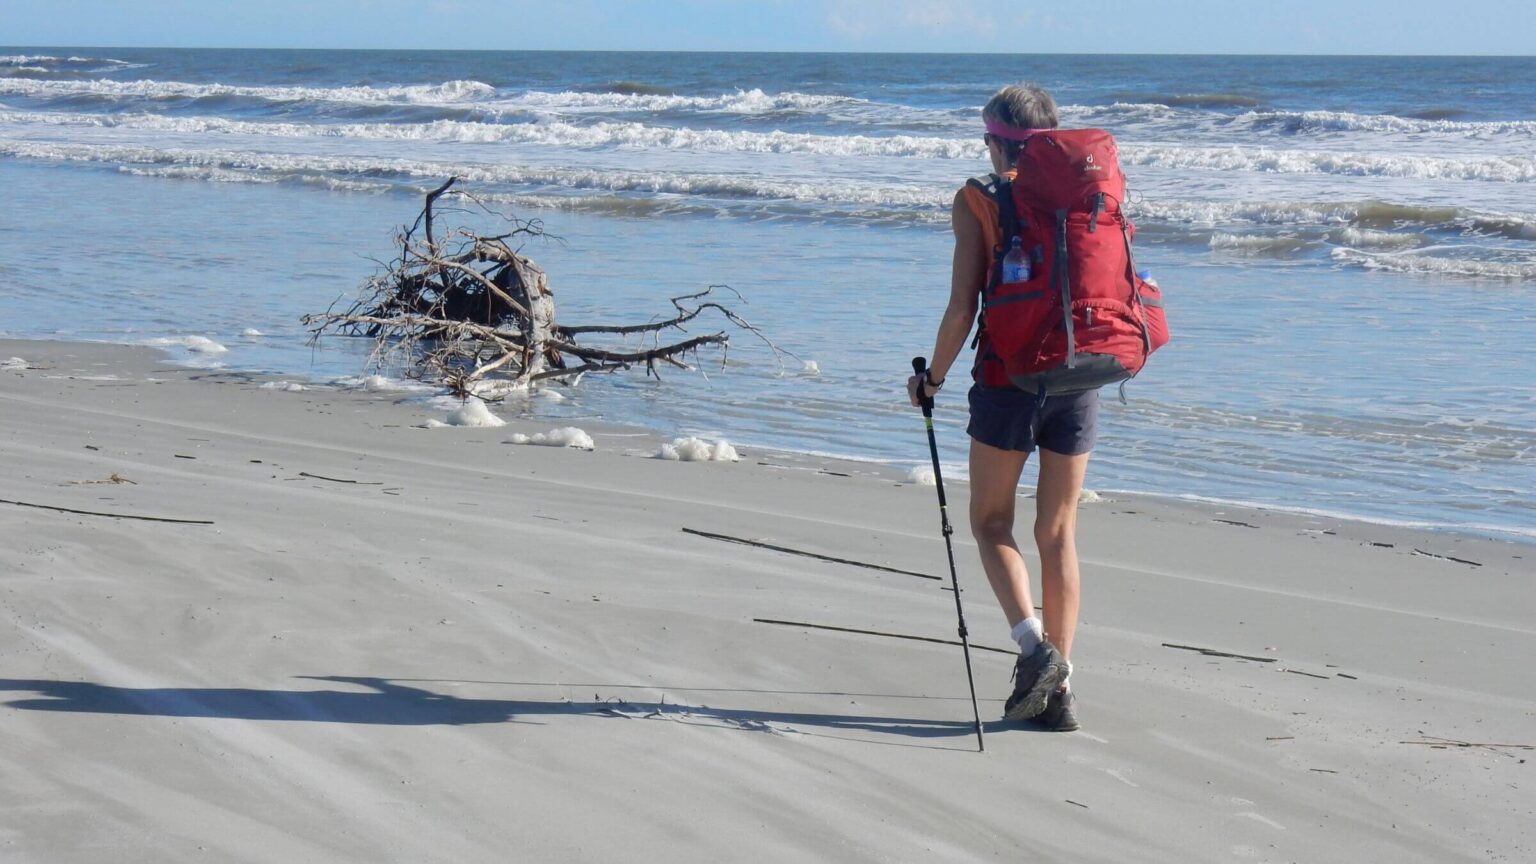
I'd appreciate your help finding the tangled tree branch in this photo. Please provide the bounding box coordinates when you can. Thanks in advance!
[304,178,789,398]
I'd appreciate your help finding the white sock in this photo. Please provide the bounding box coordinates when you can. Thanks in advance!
[1010,617,1044,654]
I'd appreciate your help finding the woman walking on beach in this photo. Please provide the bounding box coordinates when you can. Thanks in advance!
[907,84,1091,732]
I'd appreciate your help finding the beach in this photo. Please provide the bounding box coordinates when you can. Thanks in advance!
[2,338,1530,862]
[3,45,1534,861]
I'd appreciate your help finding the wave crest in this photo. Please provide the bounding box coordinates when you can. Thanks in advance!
[1208,233,1310,255]
[503,87,858,114]
[0,109,982,158]
[1331,247,1536,280]
[1121,143,1535,183]
[1230,108,1536,138]
[0,77,497,106]
[0,139,948,207]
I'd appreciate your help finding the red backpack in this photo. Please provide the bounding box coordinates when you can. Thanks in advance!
[970,128,1169,395]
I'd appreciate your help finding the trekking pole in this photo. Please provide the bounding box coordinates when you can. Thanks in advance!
[911,356,985,752]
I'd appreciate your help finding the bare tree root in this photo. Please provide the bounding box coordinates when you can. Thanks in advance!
[304,178,788,399]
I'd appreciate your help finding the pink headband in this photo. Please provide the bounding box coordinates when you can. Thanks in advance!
[984,118,1051,141]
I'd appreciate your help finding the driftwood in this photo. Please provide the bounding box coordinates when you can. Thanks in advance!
[0,497,214,525]
[304,178,782,397]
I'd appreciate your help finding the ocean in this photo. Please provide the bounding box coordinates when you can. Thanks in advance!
[1,48,1532,541]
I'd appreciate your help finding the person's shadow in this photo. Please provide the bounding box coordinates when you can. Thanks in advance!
[0,676,1007,748]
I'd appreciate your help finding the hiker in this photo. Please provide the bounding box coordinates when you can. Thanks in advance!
[906,84,1089,732]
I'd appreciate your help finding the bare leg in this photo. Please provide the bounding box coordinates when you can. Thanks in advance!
[1034,447,1090,661]
[967,437,1033,627]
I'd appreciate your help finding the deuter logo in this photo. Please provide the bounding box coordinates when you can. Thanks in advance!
[1082,153,1104,173]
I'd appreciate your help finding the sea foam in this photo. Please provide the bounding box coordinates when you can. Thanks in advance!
[0,77,496,106]
[1208,233,1308,254]
[0,140,946,207]
[1120,144,1534,184]
[657,437,739,462]
[1331,247,1536,280]
[907,466,937,486]
[427,399,505,428]
[508,427,595,449]
[337,374,432,393]
[144,335,228,354]
[1232,108,1536,139]
[1330,227,1425,248]
[501,87,856,114]
[0,109,979,159]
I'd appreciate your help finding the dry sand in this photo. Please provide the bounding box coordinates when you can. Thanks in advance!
[1,339,1531,863]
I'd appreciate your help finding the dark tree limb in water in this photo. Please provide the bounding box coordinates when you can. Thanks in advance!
[304,178,788,398]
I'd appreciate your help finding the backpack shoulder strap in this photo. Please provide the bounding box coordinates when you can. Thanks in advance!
[967,174,1018,245]
[965,174,1018,294]
[963,174,1021,355]
[966,173,1002,196]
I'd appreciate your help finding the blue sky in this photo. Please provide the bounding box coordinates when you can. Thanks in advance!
[3,0,1532,55]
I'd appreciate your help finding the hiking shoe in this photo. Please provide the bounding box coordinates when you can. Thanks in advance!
[1002,640,1070,721]
[1032,687,1080,732]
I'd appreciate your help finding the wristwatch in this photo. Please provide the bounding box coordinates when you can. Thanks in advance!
[924,370,944,390]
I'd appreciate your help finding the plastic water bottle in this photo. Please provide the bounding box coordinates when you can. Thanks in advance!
[1002,236,1031,283]
[1137,269,1159,288]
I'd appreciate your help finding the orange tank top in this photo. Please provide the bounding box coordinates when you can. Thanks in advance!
[960,172,1013,387]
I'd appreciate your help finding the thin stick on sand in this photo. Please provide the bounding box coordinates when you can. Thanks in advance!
[682,528,940,581]
[754,618,1015,656]
[0,498,215,525]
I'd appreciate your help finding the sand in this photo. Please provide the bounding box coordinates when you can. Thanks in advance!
[1,339,1531,863]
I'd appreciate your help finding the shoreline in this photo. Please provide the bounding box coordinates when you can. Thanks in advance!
[7,335,1529,549]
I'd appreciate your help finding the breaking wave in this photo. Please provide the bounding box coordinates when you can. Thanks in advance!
[0,76,499,107]
[10,108,1535,179]
[0,54,134,67]
[5,137,1533,237]
[1208,233,1311,255]
[0,76,865,119]
[1120,144,1535,183]
[1328,227,1426,248]
[1331,247,1536,279]
[6,136,1529,238]
[0,109,981,158]
[0,54,144,76]
[501,87,861,114]
[1228,108,1536,138]
[1131,199,1536,239]
[110,163,945,224]
[0,139,949,207]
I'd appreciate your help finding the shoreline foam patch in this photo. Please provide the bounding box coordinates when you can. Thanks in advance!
[508,427,594,449]
[658,437,738,462]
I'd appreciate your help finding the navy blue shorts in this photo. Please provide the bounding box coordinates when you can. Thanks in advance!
[966,385,1099,455]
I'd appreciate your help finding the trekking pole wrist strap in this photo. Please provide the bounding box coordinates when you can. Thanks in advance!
[923,370,944,389]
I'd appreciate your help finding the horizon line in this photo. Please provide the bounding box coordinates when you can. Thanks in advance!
[4,44,1534,59]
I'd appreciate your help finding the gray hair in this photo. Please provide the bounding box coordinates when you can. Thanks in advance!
[983,84,1059,160]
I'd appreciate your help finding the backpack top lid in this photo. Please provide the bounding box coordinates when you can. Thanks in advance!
[1010,128,1126,214]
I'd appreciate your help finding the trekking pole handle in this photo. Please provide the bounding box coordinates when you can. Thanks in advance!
[911,356,935,414]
